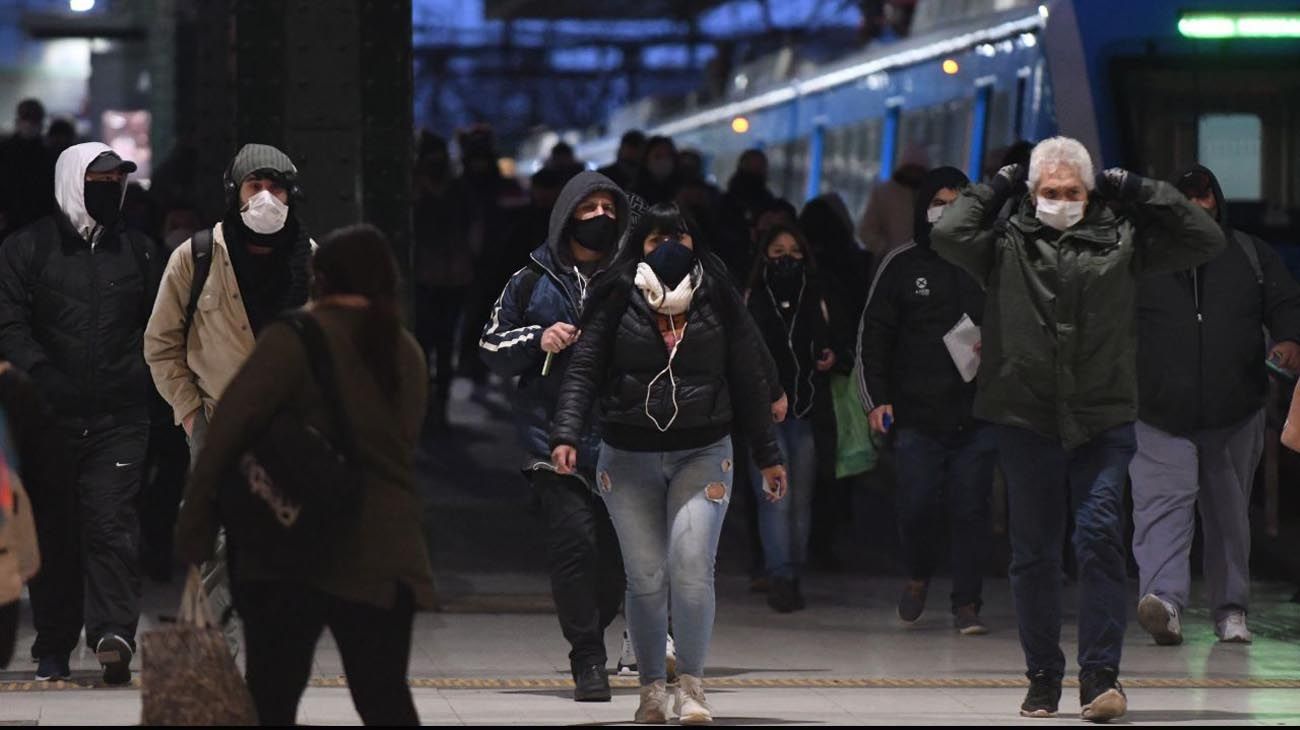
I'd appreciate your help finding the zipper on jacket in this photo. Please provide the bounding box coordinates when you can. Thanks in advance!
[88,240,100,418]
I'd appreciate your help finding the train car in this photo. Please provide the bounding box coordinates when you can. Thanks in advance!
[567,0,1300,246]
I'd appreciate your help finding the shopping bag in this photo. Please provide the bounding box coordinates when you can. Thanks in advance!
[0,412,39,606]
[140,567,257,726]
[830,373,878,479]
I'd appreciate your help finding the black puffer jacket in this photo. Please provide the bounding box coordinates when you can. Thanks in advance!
[1137,165,1300,435]
[550,272,783,468]
[0,145,160,424]
[747,273,833,420]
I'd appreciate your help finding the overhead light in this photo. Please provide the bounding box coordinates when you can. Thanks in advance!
[1038,4,1049,21]
[69,0,94,11]
[731,116,750,134]
[942,59,960,75]
[1179,12,1300,38]
[976,43,996,57]
[1020,33,1038,48]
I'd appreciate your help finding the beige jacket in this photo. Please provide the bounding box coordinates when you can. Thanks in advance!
[144,222,258,425]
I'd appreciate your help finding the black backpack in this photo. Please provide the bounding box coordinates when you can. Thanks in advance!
[183,228,215,343]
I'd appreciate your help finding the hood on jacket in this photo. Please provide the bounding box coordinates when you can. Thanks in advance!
[545,170,630,264]
[55,142,129,241]
[1176,164,1227,224]
[914,166,969,248]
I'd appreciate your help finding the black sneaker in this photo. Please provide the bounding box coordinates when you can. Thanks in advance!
[767,577,799,613]
[35,655,71,682]
[573,664,612,703]
[897,579,929,624]
[96,634,133,686]
[1020,671,1061,718]
[1080,667,1127,722]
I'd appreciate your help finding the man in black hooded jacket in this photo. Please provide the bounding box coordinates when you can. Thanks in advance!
[1130,165,1300,647]
[855,166,996,636]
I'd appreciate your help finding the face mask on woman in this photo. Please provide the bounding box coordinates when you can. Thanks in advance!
[644,237,695,289]
[1036,197,1085,231]
[241,190,290,235]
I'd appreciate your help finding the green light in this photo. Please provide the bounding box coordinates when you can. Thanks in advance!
[1179,12,1300,39]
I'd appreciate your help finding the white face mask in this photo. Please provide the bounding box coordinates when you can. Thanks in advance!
[240,190,289,235]
[926,205,946,224]
[1035,196,1085,231]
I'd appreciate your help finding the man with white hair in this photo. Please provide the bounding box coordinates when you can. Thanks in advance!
[932,136,1225,722]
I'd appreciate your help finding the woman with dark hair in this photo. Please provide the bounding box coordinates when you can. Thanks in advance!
[550,203,787,724]
[631,136,681,206]
[176,224,434,726]
[743,224,837,613]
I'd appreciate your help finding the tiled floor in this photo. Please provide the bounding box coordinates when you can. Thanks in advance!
[4,574,1300,725]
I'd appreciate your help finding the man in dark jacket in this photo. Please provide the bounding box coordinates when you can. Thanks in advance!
[479,170,630,703]
[1130,165,1300,647]
[0,142,159,685]
[0,100,58,241]
[856,166,996,636]
[932,137,1225,722]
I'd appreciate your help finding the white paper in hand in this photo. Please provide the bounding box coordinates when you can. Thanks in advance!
[943,313,981,383]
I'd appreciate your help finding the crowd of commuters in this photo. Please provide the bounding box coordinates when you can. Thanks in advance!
[0,91,1297,726]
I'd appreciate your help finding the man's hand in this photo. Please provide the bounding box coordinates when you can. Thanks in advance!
[816,348,837,372]
[551,445,578,475]
[1095,167,1143,202]
[771,394,789,423]
[1271,341,1300,372]
[541,323,579,354]
[869,404,894,435]
[183,409,198,437]
[990,163,1027,203]
[761,465,788,502]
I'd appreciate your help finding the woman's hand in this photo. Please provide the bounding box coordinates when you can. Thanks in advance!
[771,394,789,423]
[816,348,836,372]
[551,445,578,475]
[869,404,894,435]
[761,465,788,502]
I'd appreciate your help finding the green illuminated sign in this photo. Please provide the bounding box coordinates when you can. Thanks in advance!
[1179,12,1300,39]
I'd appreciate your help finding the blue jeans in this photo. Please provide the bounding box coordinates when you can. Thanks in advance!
[894,425,997,610]
[598,437,733,685]
[749,417,816,580]
[997,424,1134,680]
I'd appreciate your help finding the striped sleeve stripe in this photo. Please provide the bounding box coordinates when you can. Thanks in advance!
[855,241,916,414]
[479,269,544,352]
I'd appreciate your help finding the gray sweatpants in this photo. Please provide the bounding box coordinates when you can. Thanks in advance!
[1129,410,1264,622]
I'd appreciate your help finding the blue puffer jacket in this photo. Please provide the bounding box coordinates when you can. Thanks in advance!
[479,171,630,483]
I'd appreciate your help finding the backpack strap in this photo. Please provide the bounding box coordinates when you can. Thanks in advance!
[183,228,215,344]
[281,311,357,462]
[1232,230,1264,287]
[516,258,546,312]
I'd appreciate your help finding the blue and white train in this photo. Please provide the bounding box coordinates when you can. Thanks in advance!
[563,0,1300,245]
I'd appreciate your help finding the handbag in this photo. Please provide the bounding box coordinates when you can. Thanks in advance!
[0,404,39,607]
[140,567,257,725]
[217,311,360,571]
[830,373,878,479]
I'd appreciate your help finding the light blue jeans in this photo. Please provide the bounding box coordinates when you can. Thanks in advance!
[750,416,816,580]
[598,437,733,685]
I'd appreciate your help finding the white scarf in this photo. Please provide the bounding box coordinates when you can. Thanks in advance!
[634,262,701,315]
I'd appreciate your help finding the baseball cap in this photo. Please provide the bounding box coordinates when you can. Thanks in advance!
[87,151,138,174]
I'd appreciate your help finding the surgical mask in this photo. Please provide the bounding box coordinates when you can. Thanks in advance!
[240,190,289,234]
[643,238,695,289]
[1036,196,1085,231]
[648,159,674,181]
[572,214,618,253]
[926,205,946,224]
[83,180,123,228]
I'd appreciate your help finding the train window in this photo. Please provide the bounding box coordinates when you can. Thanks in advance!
[1198,114,1262,200]
[898,99,973,172]
[817,118,884,226]
[767,138,812,206]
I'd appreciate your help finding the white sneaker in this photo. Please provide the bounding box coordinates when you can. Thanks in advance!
[1216,611,1253,643]
[635,680,670,724]
[618,630,639,676]
[665,633,678,682]
[1137,594,1183,646]
[675,674,713,725]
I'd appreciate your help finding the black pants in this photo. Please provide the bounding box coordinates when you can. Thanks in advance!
[29,421,147,657]
[236,581,418,726]
[533,469,625,672]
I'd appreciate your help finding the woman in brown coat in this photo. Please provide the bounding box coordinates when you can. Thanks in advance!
[176,224,434,726]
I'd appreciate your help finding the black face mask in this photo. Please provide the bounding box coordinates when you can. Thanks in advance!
[644,238,695,290]
[766,256,805,299]
[572,214,618,253]
[84,180,123,228]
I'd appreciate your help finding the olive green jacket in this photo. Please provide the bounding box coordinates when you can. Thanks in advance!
[931,179,1225,448]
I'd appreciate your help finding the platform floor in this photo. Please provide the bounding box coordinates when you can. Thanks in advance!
[3,573,1300,725]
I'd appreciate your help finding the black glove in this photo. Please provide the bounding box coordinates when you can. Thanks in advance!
[1094,168,1143,201]
[989,163,1027,201]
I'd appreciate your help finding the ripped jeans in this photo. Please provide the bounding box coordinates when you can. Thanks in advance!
[597,437,733,685]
